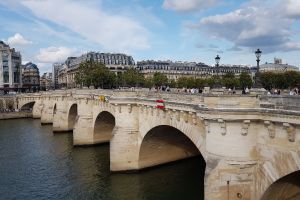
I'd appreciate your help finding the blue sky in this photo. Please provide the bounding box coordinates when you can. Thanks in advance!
[1,0,300,73]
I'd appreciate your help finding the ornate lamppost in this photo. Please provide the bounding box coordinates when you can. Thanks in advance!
[254,49,262,88]
[255,48,262,72]
[215,55,220,76]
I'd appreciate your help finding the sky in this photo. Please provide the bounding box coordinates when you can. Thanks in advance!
[1,0,300,73]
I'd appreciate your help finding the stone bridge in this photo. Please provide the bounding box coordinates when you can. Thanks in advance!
[17,90,300,200]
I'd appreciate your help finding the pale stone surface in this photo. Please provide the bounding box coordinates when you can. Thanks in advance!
[16,90,300,200]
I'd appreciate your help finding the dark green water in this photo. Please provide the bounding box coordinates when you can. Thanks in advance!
[0,119,205,200]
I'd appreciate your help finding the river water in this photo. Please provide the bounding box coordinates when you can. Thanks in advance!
[0,119,205,200]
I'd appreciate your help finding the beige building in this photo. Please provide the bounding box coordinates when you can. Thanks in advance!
[58,52,135,88]
[40,72,52,91]
[0,41,22,90]
[22,62,40,92]
[137,60,252,80]
[260,58,299,73]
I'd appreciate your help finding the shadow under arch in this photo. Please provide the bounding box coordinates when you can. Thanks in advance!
[139,125,206,169]
[261,171,300,200]
[94,111,116,143]
[53,103,57,115]
[68,103,78,131]
[20,101,35,111]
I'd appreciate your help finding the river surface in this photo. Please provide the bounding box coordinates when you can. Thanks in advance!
[0,119,205,200]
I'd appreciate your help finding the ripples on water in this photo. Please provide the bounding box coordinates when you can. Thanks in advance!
[0,119,205,200]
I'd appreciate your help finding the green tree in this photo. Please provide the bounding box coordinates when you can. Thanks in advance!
[222,73,239,88]
[153,72,168,87]
[239,72,253,89]
[123,68,144,87]
[75,60,115,89]
[177,77,188,88]
[195,78,205,89]
[143,77,153,89]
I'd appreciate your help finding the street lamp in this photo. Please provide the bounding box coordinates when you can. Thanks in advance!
[215,55,220,76]
[255,48,262,72]
[254,48,262,88]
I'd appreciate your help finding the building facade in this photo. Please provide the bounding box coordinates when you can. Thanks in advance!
[137,60,252,80]
[260,58,299,73]
[52,63,63,89]
[40,72,52,91]
[22,62,40,92]
[58,52,135,88]
[0,41,22,90]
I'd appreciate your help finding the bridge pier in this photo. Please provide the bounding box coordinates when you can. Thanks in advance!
[53,98,70,132]
[40,98,55,124]
[204,156,256,200]
[110,104,140,171]
[73,99,96,145]
[32,100,42,118]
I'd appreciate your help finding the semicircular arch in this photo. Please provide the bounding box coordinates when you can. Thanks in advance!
[20,101,36,111]
[139,119,206,161]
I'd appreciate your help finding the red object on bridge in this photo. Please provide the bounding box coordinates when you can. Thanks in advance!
[156,99,165,103]
[156,105,165,109]
[156,99,165,110]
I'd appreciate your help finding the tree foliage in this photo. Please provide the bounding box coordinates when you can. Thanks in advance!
[260,71,300,90]
[153,72,168,87]
[75,60,116,88]
[239,72,253,89]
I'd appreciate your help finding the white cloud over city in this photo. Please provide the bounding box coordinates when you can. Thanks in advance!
[7,33,32,46]
[163,0,219,12]
[21,0,150,51]
[192,0,300,53]
[36,46,79,63]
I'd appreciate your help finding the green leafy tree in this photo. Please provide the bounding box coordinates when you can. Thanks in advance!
[195,78,205,89]
[239,72,253,89]
[143,77,153,89]
[75,60,115,89]
[123,68,144,87]
[153,72,168,87]
[177,77,188,88]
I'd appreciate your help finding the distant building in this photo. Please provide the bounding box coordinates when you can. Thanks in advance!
[58,52,135,88]
[52,63,63,89]
[22,62,40,92]
[137,60,251,80]
[0,41,22,91]
[260,58,299,73]
[40,72,52,91]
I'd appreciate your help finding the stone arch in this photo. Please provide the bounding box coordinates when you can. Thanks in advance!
[138,125,206,169]
[261,170,300,200]
[20,101,35,111]
[93,111,116,143]
[67,103,78,130]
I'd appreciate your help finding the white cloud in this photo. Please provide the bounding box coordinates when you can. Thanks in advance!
[36,46,79,63]
[163,0,218,12]
[20,0,150,51]
[192,1,300,53]
[7,33,32,46]
[284,0,300,18]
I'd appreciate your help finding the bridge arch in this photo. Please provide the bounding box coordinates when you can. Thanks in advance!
[20,101,35,111]
[67,103,78,130]
[261,170,300,200]
[93,111,116,143]
[138,125,206,169]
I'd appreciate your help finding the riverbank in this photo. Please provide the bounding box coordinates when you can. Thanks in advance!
[0,111,32,119]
